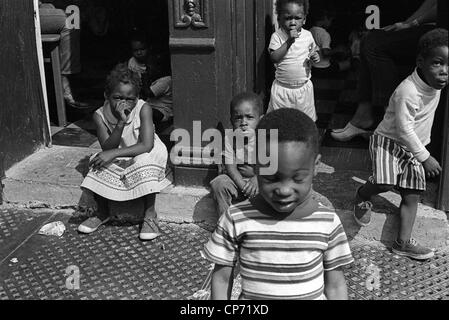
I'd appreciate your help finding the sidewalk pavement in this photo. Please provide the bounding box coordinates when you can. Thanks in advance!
[2,145,448,250]
[1,145,449,300]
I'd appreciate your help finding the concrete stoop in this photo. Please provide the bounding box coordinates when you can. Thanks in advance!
[2,145,449,250]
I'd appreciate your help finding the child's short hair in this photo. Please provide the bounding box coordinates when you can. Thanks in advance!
[230,92,263,116]
[418,28,448,58]
[256,109,319,155]
[105,63,142,96]
[276,0,309,15]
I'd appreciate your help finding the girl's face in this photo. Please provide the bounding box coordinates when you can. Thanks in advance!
[131,40,148,64]
[278,3,306,33]
[108,82,138,118]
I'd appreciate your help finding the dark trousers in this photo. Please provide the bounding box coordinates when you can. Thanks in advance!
[357,25,436,108]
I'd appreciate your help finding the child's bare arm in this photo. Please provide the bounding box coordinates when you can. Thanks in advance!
[270,30,298,63]
[90,104,155,169]
[324,268,348,300]
[112,104,155,158]
[94,112,124,151]
[270,41,294,63]
[211,264,234,300]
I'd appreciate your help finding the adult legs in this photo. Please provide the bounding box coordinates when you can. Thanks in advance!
[59,27,88,107]
[332,25,436,140]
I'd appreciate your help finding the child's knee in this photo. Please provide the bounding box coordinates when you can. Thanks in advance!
[210,175,236,194]
[400,190,422,204]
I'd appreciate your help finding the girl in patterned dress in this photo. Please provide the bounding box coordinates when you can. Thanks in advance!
[78,63,169,241]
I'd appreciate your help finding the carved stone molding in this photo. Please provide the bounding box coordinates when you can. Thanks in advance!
[174,0,208,29]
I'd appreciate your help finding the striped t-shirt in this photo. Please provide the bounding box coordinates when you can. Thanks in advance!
[203,195,353,300]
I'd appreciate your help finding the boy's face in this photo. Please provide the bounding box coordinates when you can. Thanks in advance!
[131,40,148,64]
[278,3,306,33]
[417,46,448,90]
[231,101,260,132]
[257,141,320,214]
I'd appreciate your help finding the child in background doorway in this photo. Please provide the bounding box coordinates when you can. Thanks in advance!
[78,63,169,241]
[127,30,173,127]
[267,0,320,121]
[210,92,263,216]
[205,109,353,300]
[310,9,352,77]
[353,29,448,260]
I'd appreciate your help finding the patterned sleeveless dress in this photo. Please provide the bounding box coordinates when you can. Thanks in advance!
[81,99,169,201]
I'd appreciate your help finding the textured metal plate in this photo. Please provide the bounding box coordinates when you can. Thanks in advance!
[0,212,211,300]
[196,241,449,300]
[344,242,449,300]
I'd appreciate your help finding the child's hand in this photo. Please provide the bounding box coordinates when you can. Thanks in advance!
[116,100,132,123]
[288,29,300,42]
[89,150,117,170]
[310,51,320,64]
[423,156,442,179]
[242,176,259,199]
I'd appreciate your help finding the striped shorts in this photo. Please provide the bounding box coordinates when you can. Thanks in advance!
[369,134,426,191]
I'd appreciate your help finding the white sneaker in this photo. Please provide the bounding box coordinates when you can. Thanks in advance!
[78,216,110,234]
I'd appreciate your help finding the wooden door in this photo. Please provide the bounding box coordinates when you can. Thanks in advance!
[168,0,273,186]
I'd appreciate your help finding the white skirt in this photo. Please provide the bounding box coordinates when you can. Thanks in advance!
[81,135,169,201]
[267,79,316,122]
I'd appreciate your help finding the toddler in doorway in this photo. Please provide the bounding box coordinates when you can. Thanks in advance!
[267,0,320,121]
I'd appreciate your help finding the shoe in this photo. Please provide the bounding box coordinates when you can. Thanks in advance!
[64,94,90,109]
[78,216,110,234]
[139,217,161,241]
[331,123,372,142]
[65,98,90,109]
[392,239,435,261]
[353,188,373,227]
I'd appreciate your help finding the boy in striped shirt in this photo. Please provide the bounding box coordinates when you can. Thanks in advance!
[204,109,353,300]
[353,29,448,260]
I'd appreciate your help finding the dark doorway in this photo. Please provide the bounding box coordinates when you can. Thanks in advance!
[64,0,170,124]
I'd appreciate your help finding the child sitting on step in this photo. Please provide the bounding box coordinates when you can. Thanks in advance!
[78,63,169,241]
[210,92,263,216]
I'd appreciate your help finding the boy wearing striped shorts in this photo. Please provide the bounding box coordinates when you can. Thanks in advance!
[354,29,448,261]
[204,109,353,300]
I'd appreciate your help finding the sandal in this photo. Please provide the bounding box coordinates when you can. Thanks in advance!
[139,218,161,241]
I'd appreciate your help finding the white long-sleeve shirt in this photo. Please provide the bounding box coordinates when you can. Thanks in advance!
[375,69,441,163]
